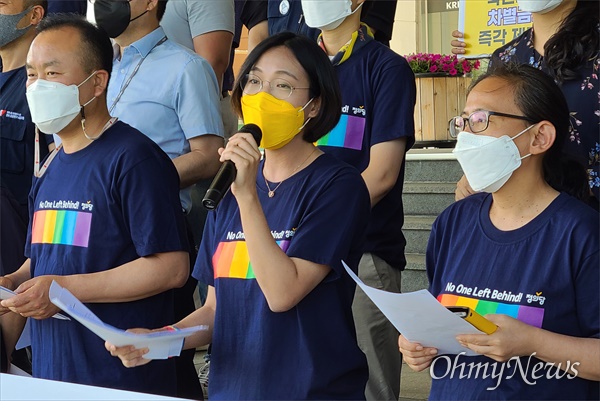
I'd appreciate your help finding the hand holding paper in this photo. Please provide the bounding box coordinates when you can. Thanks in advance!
[342,261,483,356]
[49,281,207,359]
[0,285,69,320]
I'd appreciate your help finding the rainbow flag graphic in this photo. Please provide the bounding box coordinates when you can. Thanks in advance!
[438,293,544,328]
[316,114,365,150]
[31,210,92,248]
[213,240,290,279]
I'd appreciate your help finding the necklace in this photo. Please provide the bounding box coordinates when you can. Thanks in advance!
[82,116,118,141]
[34,117,118,178]
[264,147,318,198]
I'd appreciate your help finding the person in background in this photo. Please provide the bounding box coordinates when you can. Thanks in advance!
[301,0,415,399]
[161,0,236,138]
[0,0,49,373]
[47,0,85,15]
[239,0,268,52]
[452,0,599,206]
[1,0,50,269]
[106,32,371,401]
[92,0,224,398]
[0,14,189,396]
[400,63,599,400]
[241,0,398,45]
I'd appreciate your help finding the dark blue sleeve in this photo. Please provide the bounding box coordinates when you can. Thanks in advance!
[47,0,87,15]
[574,249,600,338]
[117,154,188,257]
[193,208,217,286]
[370,57,416,150]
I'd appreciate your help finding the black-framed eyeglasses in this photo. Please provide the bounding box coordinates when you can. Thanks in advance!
[448,110,532,138]
[240,74,310,100]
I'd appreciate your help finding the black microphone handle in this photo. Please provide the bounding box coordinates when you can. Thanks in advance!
[202,161,236,210]
[201,124,263,210]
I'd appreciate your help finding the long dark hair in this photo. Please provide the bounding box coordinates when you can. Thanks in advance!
[544,0,599,82]
[469,63,590,201]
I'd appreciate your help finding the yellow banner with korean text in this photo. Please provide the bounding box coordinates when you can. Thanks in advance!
[458,0,533,58]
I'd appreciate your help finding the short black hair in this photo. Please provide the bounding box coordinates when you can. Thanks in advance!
[156,0,168,21]
[36,13,113,79]
[231,32,342,143]
[24,0,47,15]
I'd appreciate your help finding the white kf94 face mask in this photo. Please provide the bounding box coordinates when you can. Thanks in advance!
[26,72,96,134]
[301,0,363,31]
[452,125,534,193]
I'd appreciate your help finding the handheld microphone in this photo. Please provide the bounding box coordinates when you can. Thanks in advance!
[202,124,262,210]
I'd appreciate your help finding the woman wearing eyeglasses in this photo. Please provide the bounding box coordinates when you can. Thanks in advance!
[105,32,370,400]
[399,63,599,400]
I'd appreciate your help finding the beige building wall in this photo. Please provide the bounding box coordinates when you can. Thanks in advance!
[390,0,421,56]
[390,0,461,56]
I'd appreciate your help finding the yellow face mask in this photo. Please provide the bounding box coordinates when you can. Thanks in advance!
[241,91,313,150]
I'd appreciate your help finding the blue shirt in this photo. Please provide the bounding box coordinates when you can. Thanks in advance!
[317,39,416,270]
[268,0,319,40]
[0,66,51,221]
[26,121,188,396]
[107,27,224,212]
[427,193,599,400]
[194,154,370,400]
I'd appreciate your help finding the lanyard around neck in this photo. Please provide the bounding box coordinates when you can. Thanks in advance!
[34,117,118,178]
[34,128,62,178]
[109,36,167,114]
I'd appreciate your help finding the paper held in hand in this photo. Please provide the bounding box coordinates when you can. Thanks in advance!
[48,281,207,359]
[342,261,486,355]
[0,285,70,320]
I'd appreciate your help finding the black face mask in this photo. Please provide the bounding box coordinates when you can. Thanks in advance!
[94,0,148,39]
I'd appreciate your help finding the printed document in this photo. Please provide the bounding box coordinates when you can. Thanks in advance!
[49,281,207,359]
[343,261,482,355]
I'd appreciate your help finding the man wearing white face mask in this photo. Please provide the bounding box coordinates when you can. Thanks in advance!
[301,1,416,400]
[0,15,189,396]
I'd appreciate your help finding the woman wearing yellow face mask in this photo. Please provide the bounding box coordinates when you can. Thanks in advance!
[106,32,371,400]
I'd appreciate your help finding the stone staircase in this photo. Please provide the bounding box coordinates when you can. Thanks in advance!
[401,149,463,293]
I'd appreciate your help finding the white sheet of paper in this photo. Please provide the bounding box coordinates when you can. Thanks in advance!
[15,318,31,350]
[1,374,193,400]
[343,261,482,355]
[8,363,32,377]
[0,285,70,320]
[48,281,208,359]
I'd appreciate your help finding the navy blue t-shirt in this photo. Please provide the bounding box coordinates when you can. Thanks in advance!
[317,39,416,270]
[427,193,599,400]
[194,153,370,400]
[25,121,188,396]
[0,66,50,221]
[268,0,319,40]
[47,0,86,15]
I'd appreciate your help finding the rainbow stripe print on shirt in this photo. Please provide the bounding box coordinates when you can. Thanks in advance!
[31,209,92,248]
[316,114,365,150]
[438,293,544,328]
[213,240,291,280]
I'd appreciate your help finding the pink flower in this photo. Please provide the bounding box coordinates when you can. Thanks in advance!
[449,68,458,76]
[430,65,438,73]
